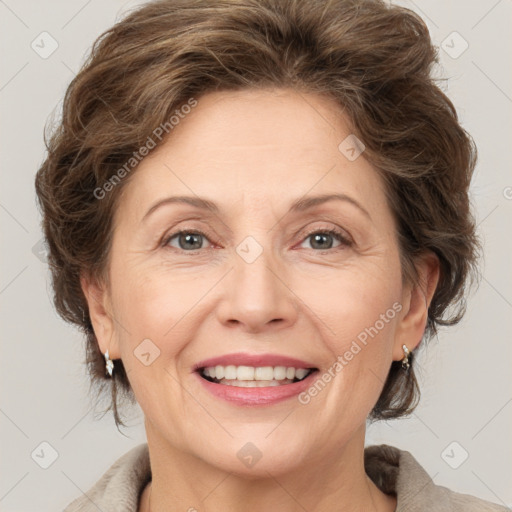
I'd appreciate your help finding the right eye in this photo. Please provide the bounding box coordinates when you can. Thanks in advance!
[162,229,213,252]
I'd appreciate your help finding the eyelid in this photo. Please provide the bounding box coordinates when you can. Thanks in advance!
[298,224,353,244]
[160,227,217,251]
[294,226,353,251]
[161,221,354,252]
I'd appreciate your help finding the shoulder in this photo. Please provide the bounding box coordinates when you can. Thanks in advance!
[364,444,509,512]
[63,443,151,512]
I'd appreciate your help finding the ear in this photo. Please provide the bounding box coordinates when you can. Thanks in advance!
[80,272,121,359]
[393,252,440,361]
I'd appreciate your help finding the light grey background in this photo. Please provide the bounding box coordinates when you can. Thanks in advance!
[1,0,511,510]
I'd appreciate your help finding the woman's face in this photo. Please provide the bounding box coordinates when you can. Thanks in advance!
[84,88,429,475]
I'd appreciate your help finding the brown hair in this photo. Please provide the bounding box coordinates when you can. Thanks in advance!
[34,0,479,429]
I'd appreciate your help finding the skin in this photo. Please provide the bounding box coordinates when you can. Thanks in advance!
[82,88,439,512]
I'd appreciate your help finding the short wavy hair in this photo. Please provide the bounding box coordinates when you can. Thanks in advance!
[34,0,479,429]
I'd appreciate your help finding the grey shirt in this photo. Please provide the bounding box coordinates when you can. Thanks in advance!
[63,443,508,511]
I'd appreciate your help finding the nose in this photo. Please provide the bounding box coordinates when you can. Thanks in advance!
[216,241,299,334]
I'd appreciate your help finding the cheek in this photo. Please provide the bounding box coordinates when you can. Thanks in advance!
[298,262,401,352]
[109,265,191,363]
[109,269,191,417]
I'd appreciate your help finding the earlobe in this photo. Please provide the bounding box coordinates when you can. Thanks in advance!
[80,273,120,359]
[393,252,440,360]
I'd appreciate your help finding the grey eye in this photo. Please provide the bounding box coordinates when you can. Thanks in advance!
[166,231,210,251]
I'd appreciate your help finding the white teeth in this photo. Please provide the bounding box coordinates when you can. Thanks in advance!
[295,368,309,380]
[236,366,255,380]
[215,365,225,379]
[221,379,292,387]
[254,366,274,380]
[224,365,237,380]
[273,366,287,380]
[201,365,313,383]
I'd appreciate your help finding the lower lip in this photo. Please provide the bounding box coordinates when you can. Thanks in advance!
[195,371,318,406]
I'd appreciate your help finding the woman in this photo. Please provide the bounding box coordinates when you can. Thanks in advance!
[34,0,507,510]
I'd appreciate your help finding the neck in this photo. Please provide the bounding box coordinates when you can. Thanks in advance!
[139,422,396,512]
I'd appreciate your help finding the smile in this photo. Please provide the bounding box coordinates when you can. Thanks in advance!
[200,365,315,387]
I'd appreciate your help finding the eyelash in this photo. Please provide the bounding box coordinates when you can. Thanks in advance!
[160,226,353,253]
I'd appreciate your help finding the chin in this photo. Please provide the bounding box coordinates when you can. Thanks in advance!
[195,436,308,478]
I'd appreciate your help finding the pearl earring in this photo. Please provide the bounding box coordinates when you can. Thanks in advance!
[104,350,114,377]
[401,344,410,371]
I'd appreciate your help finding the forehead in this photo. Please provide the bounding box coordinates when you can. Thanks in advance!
[115,88,388,222]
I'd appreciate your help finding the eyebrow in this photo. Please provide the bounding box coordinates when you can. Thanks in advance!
[141,192,371,223]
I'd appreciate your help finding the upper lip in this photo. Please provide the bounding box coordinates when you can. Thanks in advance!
[193,352,317,371]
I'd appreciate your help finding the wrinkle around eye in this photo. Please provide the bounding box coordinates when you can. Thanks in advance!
[141,208,375,253]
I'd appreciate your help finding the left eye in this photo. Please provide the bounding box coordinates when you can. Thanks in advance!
[299,229,351,250]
